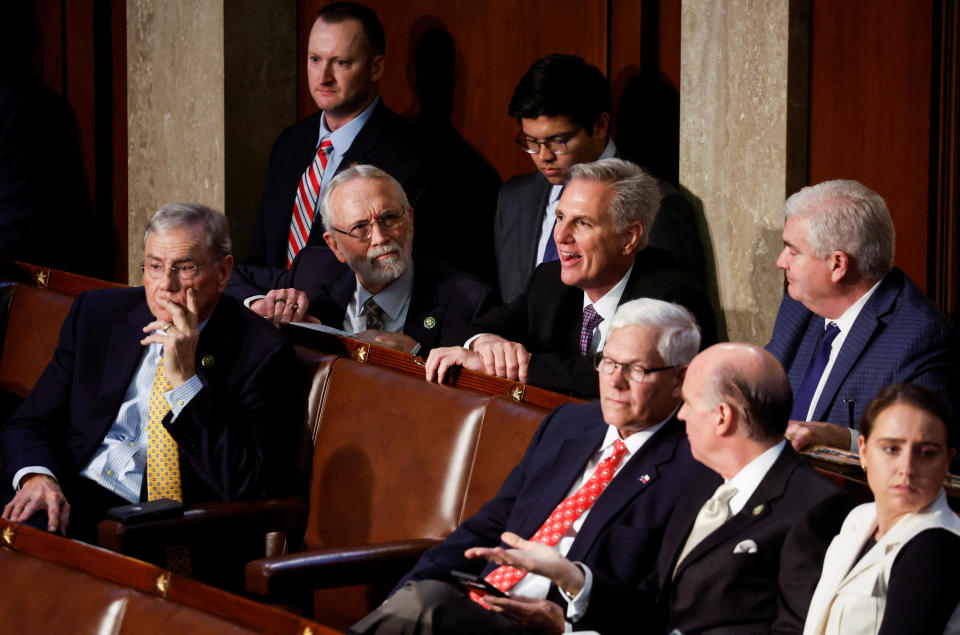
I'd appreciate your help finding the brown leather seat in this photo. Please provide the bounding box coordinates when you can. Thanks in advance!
[0,518,337,635]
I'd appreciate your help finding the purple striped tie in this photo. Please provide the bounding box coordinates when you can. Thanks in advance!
[579,304,604,356]
[287,137,334,268]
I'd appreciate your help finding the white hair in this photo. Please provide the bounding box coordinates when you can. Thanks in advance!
[784,179,895,281]
[317,164,411,233]
[607,298,701,366]
[569,158,660,247]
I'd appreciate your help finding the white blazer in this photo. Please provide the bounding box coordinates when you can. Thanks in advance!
[803,489,960,635]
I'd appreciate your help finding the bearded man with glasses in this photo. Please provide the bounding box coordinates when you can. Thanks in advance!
[350,298,711,635]
[228,164,495,354]
[1,202,297,546]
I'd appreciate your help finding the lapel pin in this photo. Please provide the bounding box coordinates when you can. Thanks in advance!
[201,354,214,368]
[639,474,651,484]
[752,504,765,516]
[423,316,436,329]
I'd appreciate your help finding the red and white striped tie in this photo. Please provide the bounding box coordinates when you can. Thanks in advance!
[287,137,334,267]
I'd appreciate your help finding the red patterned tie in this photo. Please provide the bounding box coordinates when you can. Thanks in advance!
[471,439,629,605]
[287,137,334,267]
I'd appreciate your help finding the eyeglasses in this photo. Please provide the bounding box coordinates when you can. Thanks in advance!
[593,352,675,383]
[140,261,214,281]
[514,129,581,156]
[331,210,406,241]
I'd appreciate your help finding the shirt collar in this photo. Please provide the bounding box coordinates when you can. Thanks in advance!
[831,278,882,334]
[318,94,380,153]
[583,263,634,321]
[599,406,673,456]
[726,440,786,515]
[355,260,415,322]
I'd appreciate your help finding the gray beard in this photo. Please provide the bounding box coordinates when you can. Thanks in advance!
[346,239,412,286]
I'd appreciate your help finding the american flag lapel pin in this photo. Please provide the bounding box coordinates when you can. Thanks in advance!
[639,474,651,484]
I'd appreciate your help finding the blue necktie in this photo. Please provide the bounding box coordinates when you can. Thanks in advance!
[542,222,559,262]
[790,322,841,420]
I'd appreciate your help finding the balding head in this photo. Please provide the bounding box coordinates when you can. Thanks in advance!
[680,344,792,475]
[691,343,793,442]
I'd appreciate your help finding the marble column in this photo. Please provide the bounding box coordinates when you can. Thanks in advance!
[679,0,809,344]
[126,0,296,281]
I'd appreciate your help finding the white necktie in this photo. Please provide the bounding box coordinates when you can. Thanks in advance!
[674,482,738,576]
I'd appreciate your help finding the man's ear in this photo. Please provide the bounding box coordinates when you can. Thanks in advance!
[215,254,234,293]
[716,402,735,436]
[829,251,850,283]
[323,232,348,264]
[369,54,385,83]
[591,112,611,139]
[621,221,643,256]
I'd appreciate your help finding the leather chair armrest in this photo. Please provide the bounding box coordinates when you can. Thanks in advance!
[245,538,441,600]
[97,496,307,555]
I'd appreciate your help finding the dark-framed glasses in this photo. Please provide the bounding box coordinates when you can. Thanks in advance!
[593,352,675,383]
[331,210,406,241]
[140,262,213,281]
[514,129,581,156]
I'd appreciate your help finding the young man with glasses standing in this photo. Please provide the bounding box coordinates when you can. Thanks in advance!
[1,203,297,544]
[496,54,702,304]
[351,299,711,635]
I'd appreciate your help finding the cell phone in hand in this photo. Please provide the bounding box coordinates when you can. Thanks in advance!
[106,498,184,524]
[450,570,509,597]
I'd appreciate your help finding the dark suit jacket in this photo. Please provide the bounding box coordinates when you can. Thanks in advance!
[494,169,705,303]
[397,402,711,616]
[585,445,851,635]
[247,99,428,268]
[0,287,298,503]
[228,248,495,354]
[765,267,960,427]
[471,247,717,397]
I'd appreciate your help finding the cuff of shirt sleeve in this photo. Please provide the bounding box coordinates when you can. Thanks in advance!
[165,374,203,419]
[13,466,56,491]
[244,294,266,309]
[564,562,593,622]
[464,333,489,349]
[849,426,859,452]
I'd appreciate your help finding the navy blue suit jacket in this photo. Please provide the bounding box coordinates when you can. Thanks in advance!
[247,100,428,268]
[766,268,960,428]
[472,247,717,398]
[0,287,298,502]
[228,248,496,354]
[586,445,851,635]
[397,402,711,620]
[494,169,705,303]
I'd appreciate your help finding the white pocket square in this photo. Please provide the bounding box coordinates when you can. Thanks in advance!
[733,539,758,554]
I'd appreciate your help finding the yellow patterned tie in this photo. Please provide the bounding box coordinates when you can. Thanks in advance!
[146,357,183,502]
[145,356,191,576]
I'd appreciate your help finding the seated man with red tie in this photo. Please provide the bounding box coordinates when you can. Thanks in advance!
[350,298,712,634]
[0,202,296,544]
[425,158,716,399]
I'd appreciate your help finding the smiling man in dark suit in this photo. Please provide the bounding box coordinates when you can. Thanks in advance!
[232,165,495,354]
[0,203,296,544]
[248,2,428,270]
[350,298,712,635]
[766,179,960,454]
[496,54,703,303]
[466,343,851,634]
[426,158,715,398]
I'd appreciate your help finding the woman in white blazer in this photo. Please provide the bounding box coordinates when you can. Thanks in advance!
[804,383,960,635]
